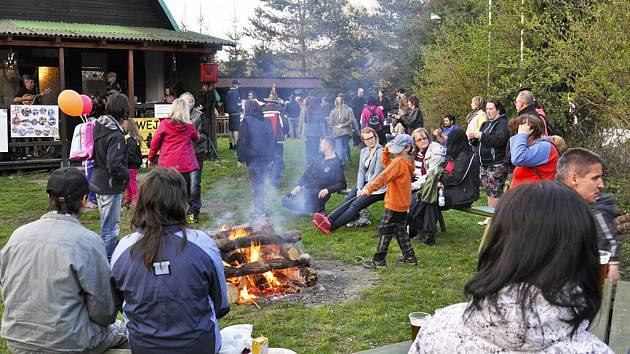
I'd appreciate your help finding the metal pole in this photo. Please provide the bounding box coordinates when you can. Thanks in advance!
[487,0,492,95]
[520,0,525,63]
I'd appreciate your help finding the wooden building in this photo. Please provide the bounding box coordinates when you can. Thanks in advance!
[0,0,234,170]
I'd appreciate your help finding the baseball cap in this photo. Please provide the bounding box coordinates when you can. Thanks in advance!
[389,134,414,154]
[46,167,89,203]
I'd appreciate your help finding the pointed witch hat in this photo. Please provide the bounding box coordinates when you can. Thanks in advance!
[265,83,281,103]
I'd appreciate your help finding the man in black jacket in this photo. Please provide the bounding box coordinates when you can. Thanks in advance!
[350,88,366,145]
[514,90,540,118]
[181,92,208,223]
[90,93,129,260]
[237,100,275,217]
[282,137,346,216]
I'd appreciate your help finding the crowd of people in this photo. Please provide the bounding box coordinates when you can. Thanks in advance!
[0,81,626,354]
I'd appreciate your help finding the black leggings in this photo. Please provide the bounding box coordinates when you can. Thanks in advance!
[328,187,385,230]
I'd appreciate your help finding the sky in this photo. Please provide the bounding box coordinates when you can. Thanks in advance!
[162,0,376,57]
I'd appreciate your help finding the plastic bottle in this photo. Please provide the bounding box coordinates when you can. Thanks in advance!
[438,187,445,207]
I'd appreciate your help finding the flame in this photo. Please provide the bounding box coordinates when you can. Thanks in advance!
[229,227,250,240]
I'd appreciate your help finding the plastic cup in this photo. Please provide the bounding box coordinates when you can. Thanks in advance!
[409,312,431,340]
[599,250,611,288]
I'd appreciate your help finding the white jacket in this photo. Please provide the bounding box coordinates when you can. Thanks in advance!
[409,285,613,354]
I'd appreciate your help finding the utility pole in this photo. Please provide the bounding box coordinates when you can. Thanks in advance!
[487,0,492,95]
[520,0,525,63]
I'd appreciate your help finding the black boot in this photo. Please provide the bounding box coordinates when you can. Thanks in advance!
[423,232,436,246]
[229,143,234,150]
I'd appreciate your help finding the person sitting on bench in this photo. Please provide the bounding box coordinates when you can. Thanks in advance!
[282,137,346,216]
[410,182,613,353]
[312,128,385,233]
[440,128,480,209]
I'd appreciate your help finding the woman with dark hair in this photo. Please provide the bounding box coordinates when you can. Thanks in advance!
[110,168,229,354]
[410,182,612,353]
[237,100,275,217]
[509,114,559,189]
[360,96,386,143]
[377,89,392,118]
[402,95,424,132]
[313,127,385,233]
[440,127,480,209]
[91,93,130,260]
[468,99,510,225]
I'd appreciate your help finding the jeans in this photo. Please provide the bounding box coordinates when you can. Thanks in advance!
[97,193,122,260]
[124,168,138,204]
[271,143,285,188]
[288,117,299,138]
[247,160,271,215]
[84,159,97,202]
[328,187,384,230]
[305,137,321,165]
[335,135,351,163]
[282,188,328,216]
[189,157,204,215]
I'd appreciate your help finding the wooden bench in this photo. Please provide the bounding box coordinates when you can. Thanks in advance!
[354,280,630,354]
[590,279,630,353]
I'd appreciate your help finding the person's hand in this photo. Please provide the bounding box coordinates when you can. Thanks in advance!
[357,189,368,197]
[147,160,153,168]
[318,189,329,199]
[384,143,391,151]
[336,124,343,129]
[607,264,621,284]
[290,186,301,196]
[236,161,243,167]
[432,128,442,136]
[518,121,533,135]
[467,132,480,139]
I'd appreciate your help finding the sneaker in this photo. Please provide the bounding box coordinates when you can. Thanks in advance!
[86,201,98,209]
[187,213,195,224]
[477,217,490,226]
[396,255,419,266]
[193,213,200,224]
[362,258,386,268]
[312,213,331,234]
[423,234,436,246]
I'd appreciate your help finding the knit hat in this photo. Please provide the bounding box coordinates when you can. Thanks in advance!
[389,134,414,154]
[265,83,281,103]
[46,167,89,203]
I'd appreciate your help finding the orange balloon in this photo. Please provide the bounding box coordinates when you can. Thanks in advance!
[57,89,83,116]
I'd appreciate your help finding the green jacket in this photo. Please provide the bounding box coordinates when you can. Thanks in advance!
[328,105,357,138]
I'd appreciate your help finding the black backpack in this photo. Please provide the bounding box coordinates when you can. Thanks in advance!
[367,108,382,131]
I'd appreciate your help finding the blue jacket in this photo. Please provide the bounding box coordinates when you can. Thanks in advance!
[237,114,275,163]
[110,227,229,354]
[357,145,386,194]
[225,88,242,114]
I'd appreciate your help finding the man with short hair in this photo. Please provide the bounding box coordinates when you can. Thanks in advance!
[181,92,208,223]
[350,88,367,145]
[13,74,46,105]
[0,167,127,353]
[285,95,301,138]
[432,115,459,147]
[514,90,540,118]
[557,147,622,283]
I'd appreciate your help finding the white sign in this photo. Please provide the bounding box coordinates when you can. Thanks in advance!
[154,104,172,119]
[0,109,8,152]
[10,105,59,138]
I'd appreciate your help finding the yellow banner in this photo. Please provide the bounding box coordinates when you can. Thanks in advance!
[135,118,161,156]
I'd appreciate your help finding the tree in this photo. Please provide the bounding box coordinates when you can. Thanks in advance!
[219,16,250,77]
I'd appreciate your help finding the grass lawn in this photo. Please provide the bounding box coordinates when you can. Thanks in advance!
[0,138,628,354]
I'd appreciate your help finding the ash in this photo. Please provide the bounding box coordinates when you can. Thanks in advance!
[257,259,379,305]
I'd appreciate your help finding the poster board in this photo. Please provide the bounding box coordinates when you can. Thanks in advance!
[135,118,161,155]
[0,109,7,152]
[154,104,172,119]
[10,105,59,138]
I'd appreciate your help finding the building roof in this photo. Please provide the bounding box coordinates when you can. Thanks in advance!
[0,19,235,46]
[217,77,323,89]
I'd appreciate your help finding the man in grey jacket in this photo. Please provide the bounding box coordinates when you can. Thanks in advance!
[0,167,127,353]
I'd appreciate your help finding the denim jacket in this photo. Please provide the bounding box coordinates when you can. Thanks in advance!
[357,144,386,194]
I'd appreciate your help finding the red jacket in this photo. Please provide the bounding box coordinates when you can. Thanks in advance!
[148,118,200,173]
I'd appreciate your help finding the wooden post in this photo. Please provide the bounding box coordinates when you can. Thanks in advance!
[128,50,134,118]
[58,47,68,167]
[208,50,217,156]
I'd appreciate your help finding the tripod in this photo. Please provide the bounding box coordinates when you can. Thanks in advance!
[207,137,223,167]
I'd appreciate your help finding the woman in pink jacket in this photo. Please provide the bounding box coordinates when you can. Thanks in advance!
[148,98,200,194]
[360,96,386,144]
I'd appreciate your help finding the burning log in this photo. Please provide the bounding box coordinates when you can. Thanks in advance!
[224,257,310,278]
[215,232,301,253]
[226,283,240,304]
[279,244,301,261]
[299,267,318,287]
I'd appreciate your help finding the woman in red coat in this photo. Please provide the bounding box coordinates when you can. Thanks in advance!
[148,98,200,194]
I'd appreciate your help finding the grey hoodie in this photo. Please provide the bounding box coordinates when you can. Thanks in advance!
[410,285,613,353]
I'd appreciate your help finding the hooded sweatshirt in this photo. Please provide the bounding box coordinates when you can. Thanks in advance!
[410,285,613,354]
[148,118,200,174]
[90,115,129,194]
[365,150,415,212]
[591,192,622,262]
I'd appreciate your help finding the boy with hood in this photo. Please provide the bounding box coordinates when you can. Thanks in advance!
[358,134,418,267]
[90,93,129,260]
